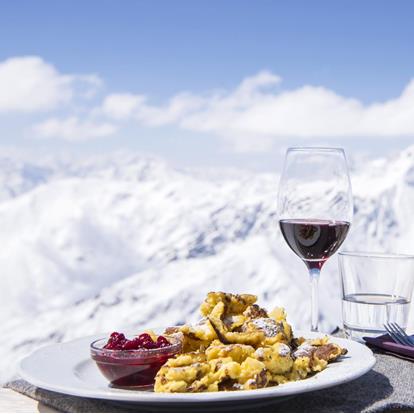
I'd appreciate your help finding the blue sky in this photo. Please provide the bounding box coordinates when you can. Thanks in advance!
[0,0,413,170]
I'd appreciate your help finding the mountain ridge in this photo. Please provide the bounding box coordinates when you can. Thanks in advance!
[1,146,414,382]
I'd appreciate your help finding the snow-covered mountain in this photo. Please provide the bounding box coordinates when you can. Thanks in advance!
[1,147,414,383]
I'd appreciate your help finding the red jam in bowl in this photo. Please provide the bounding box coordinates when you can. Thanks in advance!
[90,332,181,388]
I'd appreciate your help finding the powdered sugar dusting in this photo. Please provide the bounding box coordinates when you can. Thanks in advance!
[251,318,282,337]
[278,343,291,357]
[255,347,265,359]
[293,342,315,358]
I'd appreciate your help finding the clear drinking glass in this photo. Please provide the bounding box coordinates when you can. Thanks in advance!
[339,252,414,341]
[278,147,353,332]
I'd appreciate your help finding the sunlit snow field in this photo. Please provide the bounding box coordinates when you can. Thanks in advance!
[1,146,414,383]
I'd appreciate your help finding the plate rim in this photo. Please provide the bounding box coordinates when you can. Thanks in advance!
[19,330,376,403]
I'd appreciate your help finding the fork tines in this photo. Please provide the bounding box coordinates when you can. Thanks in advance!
[384,322,414,347]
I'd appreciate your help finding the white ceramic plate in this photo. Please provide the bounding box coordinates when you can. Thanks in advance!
[19,330,375,407]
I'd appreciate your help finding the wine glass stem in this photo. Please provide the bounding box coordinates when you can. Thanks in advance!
[309,268,320,332]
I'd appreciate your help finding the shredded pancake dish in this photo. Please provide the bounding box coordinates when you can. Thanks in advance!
[153,292,347,393]
[91,291,347,392]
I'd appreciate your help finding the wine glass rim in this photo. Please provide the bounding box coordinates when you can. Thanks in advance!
[339,251,414,260]
[287,146,345,153]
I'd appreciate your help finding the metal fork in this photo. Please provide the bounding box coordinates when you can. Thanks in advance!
[384,322,414,347]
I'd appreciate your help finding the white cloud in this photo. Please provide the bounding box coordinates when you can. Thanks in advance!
[101,93,145,120]
[98,70,414,151]
[0,56,101,112]
[136,92,206,126]
[100,91,205,126]
[33,117,117,141]
[7,59,410,149]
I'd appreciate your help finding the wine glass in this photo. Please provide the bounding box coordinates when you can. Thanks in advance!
[277,147,353,332]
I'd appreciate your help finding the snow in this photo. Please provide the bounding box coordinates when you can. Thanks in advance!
[1,147,414,383]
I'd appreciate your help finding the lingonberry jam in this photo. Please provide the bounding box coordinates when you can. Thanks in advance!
[103,332,171,350]
[91,332,181,388]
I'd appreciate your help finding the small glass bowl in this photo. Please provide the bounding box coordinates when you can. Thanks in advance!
[90,334,181,388]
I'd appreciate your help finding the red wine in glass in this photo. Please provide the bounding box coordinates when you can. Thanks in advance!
[279,219,350,270]
[277,147,353,332]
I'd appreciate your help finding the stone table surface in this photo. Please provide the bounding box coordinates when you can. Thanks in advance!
[0,388,57,413]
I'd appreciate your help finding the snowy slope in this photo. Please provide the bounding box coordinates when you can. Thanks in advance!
[1,147,414,382]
